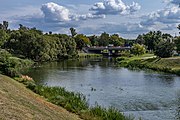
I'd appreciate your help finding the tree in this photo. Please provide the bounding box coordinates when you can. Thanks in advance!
[70,27,77,37]
[131,44,146,55]
[174,37,180,54]
[75,34,91,50]
[0,29,9,47]
[137,31,166,51]
[88,35,99,46]
[3,21,8,30]
[136,35,145,45]
[154,41,174,58]
[98,32,109,46]
[0,21,8,30]
[109,34,124,46]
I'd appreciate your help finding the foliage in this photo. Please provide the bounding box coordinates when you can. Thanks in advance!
[75,34,91,50]
[174,36,180,54]
[136,31,173,51]
[88,34,125,47]
[88,35,99,46]
[131,44,146,55]
[0,49,33,77]
[178,24,180,34]
[30,85,132,120]
[117,55,180,76]
[70,27,77,37]
[14,75,36,90]
[154,41,174,58]
[0,21,9,31]
[3,24,77,61]
[34,86,88,113]
[109,34,124,46]
[0,29,9,47]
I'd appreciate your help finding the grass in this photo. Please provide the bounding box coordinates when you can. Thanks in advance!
[78,53,102,58]
[32,85,133,120]
[116,54,180,75]
[13,75,133,120]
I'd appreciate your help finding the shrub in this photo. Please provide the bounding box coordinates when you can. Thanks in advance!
[0,49,33,77]
[154,41,174,58]
[131,44,146,55]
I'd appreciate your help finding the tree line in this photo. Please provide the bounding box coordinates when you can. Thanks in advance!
[0,21,180,61]
[0,21,179,77]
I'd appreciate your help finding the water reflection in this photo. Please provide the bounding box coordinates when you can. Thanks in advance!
[144,74,175,87]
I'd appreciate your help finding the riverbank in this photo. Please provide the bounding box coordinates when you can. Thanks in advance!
[116,54,180,75]
[78,53,102,58]
[0,74,81,120]
[0,73,133,120]
[14,75,132,120]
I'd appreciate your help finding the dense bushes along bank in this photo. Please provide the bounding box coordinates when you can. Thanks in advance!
[14,76,134,120]
[116,55,180,76]
[0,49,33,77]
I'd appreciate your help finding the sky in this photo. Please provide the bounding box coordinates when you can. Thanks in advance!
[0,0,179,38]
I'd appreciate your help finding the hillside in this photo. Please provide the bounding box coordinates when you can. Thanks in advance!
[0,74,82,120]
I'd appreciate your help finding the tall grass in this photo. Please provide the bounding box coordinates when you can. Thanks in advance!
[27,85,133,120]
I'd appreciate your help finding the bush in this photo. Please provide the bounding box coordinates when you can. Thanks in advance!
[0,49,33,77]
[131,44,146,55]
[154,41,174,58]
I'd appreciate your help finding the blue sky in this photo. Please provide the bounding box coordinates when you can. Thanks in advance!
[0,0,179,38]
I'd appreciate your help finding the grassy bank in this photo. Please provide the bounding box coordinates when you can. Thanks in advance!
[116,54,180,75]
[78,53,102,58]
[0,74,82,120]
[14,76,133,120]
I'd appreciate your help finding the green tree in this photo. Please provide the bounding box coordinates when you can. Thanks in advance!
[136,35,145,45]
[0,29,9,47]
[70,27,77,38]
[98,32,109,46]
[174,37,180,54]
[137,31,168,51]
[131,44,146,55]
[0,21,8,30]
[88,35,99,46]
[154,41,174,58]
[75,34,91,50]
[109,34,124,46]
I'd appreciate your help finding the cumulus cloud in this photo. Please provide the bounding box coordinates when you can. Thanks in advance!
[41,2,105,22]
[164,0,180,5]
[141,6,180,26]
[41,2,71,22]
[90,0,141,15]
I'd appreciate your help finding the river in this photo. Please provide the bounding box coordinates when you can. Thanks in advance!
[26,58,180,120]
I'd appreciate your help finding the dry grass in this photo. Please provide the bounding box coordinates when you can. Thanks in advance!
[0,74,82,120]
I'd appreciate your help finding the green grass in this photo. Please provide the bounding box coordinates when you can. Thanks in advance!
[31,85,132,120]
[13,71,134,120]
[116,54,180,75]
[78,53,102,58]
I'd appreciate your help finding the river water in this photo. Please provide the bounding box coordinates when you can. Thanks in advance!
[26,58,180,120]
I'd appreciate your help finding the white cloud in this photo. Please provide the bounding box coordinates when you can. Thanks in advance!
[141,6,180,26]
[164,0,180,5]
[41,2,71,22]
[41,2,105,22]
[90,0,141,15]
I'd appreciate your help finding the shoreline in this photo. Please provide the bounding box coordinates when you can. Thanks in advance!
[116,55,180,76]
